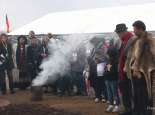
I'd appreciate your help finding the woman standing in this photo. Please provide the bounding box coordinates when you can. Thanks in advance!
[16,35,29,90]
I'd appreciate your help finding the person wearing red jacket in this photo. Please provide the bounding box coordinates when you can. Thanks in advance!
[115,24,133,115]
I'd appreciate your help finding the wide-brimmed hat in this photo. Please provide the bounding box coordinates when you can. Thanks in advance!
[115,23,128,33]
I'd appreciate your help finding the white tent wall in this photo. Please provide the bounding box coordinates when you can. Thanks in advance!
[9,3,155,35]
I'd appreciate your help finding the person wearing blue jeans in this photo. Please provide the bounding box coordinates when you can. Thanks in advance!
[105,80,119,111]
[104,46,119,113]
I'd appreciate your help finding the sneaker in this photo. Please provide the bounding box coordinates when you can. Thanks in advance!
[113,100,116,105]
[101,98,106,103]
[112,105,119,113]
[106,101,110,104]
[94,98,99,103]
[106,105,113,112]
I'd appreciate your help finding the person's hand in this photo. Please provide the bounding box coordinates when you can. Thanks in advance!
[41,54,47,58]
[131,63,140,76]
[44,54,48,58]
[133,70,141,78]
[131,64,141,78]
[41,54,45,57]
[123,67,126,72]
[14,63,17,68]
[107,64,112,71]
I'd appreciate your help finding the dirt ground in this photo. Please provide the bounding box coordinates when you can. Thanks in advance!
[0,91,116,115]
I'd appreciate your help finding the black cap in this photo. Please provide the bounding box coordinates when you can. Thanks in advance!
[115,23,128,33]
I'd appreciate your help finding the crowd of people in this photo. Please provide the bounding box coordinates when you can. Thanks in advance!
[0,20,155,115]
[83,20,155,115]
[0,31,48,92]
[0,31,87,97]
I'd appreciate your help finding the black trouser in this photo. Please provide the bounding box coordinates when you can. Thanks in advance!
[0,69,14,93]
[94,76,105,99]
[19,69,27,81]
[71,71,85,95]
[119,76,132,112]
[19,69,30,89]
[132,77,150,115]
[151,70,155,115]
[27,65,38,81]
[57,75,72,95]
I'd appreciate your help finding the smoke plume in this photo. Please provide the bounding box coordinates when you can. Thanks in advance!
[32,34,93,86]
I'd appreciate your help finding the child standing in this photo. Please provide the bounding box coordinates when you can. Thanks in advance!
[104,47,119,113]
[94,55,107,103]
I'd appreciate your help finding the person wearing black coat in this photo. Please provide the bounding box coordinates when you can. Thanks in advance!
[38,37,49,68]
[87,56,97,90]
[104,46,119,113]
[0,33,15,94]
[26,38,41,81]
[16,35,30,89]
[38,37,50,93]
[71,46,86,95]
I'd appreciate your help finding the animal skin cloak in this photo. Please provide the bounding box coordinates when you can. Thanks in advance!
[124,32,155,103]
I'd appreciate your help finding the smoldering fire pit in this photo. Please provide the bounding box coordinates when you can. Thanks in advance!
[31,86,43,101]
[0,104,81,115]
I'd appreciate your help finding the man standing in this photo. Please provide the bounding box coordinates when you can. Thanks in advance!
[47,33,53,40]
[28,31,41,45]
[125,20,155,115]
[26,38,41,81]
[115,24,133,115]
[0,33,15,94]
[29,31,36,40]
[71,46,86,96]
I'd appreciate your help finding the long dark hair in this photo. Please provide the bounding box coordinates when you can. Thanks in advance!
[16,35,27,59]
[17,35,27,45]
[107,46,118,63]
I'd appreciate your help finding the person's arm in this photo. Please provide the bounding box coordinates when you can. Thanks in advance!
[105,63,117,77]
[124,37,135,58]
[16,46,19,68]
[0,46,4,60]
[38,45,44,58]
[9,43,15,68]
[0,54,5,64]
[149,37,155,63]
[26,47,32,64]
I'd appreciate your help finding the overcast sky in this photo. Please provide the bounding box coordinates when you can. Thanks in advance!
[0,0,155,31]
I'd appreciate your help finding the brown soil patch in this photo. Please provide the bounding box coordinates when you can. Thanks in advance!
[0,104,80,115]
[0,99,10,108]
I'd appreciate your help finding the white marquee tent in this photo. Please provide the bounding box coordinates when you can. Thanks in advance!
[9,3,155,35]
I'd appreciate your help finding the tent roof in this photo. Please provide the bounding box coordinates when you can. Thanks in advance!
[9,3,155,35]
